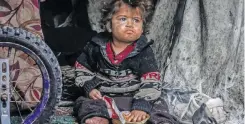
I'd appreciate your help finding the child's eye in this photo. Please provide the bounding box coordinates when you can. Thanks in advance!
[133,18,140,23]
[119,17,127,21]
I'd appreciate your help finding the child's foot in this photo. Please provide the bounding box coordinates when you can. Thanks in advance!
[85,117,109,124]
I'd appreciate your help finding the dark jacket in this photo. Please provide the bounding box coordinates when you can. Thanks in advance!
[75,33,162,114]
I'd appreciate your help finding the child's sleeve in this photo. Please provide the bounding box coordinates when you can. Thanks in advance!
[74,42,103,97]
[131,46,162,114]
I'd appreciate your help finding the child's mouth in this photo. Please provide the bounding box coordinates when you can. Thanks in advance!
[125,30,134,34]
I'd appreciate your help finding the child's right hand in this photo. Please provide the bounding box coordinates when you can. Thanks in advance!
[89,89,102,100]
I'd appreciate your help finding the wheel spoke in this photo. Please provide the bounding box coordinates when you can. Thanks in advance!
[11,85,34,112]
[13,92,25,122]
[11,67,41,95]
[12,68,25,91]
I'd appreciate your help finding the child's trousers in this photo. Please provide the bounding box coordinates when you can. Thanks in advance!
[73,96,180,124]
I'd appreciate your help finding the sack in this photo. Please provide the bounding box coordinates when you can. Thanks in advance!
[162,88,226,124]
[192,103,217,124]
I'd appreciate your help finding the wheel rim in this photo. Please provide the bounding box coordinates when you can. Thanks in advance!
[0,42,50,123]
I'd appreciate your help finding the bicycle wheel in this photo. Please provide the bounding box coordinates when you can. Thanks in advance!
[0,26,62,123]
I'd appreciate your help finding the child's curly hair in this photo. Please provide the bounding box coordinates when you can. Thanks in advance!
[101,0,154,32]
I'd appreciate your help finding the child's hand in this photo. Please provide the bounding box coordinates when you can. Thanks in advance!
[89,89,102,100]
[126,110,147,122]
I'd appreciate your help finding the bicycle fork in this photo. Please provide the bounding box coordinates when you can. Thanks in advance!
[0,59,11,124]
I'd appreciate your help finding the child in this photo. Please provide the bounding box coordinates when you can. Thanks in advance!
[74,0,179,123]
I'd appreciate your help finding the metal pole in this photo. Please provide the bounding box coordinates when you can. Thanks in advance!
[0,59,11,124]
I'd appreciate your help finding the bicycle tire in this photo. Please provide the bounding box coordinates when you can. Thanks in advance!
[0,26,62,124]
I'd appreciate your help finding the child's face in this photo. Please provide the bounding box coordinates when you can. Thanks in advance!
[111,3,143,43]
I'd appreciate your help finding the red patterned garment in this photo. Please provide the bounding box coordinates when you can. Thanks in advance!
[0,0,43,38]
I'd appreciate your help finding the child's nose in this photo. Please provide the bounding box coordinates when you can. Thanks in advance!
[126,19,133,27]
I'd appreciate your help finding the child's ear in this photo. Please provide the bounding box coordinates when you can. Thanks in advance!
[106,22,112,32]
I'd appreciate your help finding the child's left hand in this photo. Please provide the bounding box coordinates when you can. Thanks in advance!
[125,110,147,122]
